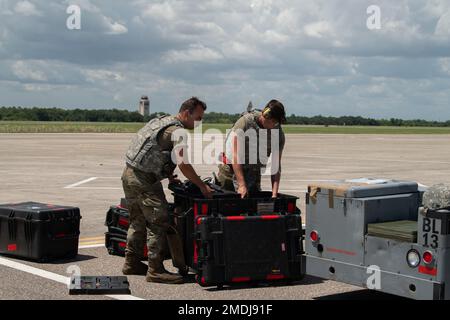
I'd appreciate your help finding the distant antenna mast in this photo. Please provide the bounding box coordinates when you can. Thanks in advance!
[247,101,253,112]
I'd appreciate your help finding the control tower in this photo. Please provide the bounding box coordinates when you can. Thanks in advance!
[138,96,150,117]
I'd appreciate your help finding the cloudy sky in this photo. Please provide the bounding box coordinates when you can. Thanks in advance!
[0,0,449,120]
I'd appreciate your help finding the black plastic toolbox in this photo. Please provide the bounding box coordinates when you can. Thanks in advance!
[170,183,300,270]
[105,232,127,257]
[170,183,299,217]
[105,232,148,259]
[105,205,130,235]
[105,205,174,260]
[195,214,304,287]
[0,202,81,262]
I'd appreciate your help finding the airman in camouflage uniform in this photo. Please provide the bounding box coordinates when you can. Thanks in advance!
[423,183,450,210]
[217,100,287,198]
[122,97,213,284]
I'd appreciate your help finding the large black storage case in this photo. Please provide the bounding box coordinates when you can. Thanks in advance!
[105,205,129,236]
[170,183,300,271]
[0,202,81,262]
[195,214,304,287]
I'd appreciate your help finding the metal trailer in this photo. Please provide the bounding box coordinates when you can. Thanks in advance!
[304,178,450,300]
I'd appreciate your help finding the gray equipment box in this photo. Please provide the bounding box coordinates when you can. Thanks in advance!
[306,179,420,266]
[305,178,450,300]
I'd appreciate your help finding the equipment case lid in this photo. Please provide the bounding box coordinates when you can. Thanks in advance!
[0,202,80,221]
[308,178,419,198]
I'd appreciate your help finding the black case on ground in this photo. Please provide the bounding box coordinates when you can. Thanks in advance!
[105,232,128,257]
[105,205,129,235]
[170,182,300,271]
[105,231,149,259]
[0,202,81,262]
[195,214,304,287]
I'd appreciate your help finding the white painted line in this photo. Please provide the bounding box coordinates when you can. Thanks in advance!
[0,256,144,300]
[79,244,105,249]
[70,187,172,191]
[106,294,144,300]
[70,187,122,190]
[277,189,307,193]
[0,256,70,285]
[64,177,98,189]
[281,179,340,182]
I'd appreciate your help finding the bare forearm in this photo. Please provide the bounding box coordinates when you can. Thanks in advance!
[231,134,246,187]
[232,163,246,187]
[271,171,281,197]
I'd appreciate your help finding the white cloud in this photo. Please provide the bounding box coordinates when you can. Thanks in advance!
[66,0,100,13]
[82,69,125,82]
[142,2,176,21]
[1,0,450,120]
[440,58,450,74]
[424,0,450,18]
[435,11,450,37]
[304,21,332,39]
[23,83,75,92]
[163,44,223,63]
[102,17,128,35]
[14,1,41,16]
[12,61,47,81]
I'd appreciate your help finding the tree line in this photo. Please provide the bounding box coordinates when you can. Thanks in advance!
[1,106,449,127]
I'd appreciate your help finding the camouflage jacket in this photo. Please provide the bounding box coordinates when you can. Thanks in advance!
[125,115,184,180]
[224,110,285,170]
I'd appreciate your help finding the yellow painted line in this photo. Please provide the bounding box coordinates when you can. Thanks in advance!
[80,236,105,240]
[79,240,105,246]
[79,236,105,241]
[80,239,104,243]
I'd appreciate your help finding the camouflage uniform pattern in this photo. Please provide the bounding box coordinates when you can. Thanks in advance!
[125,115,184,180]
[217,110,285,193]
[121,166,170,263]
[217,164,262,193]
[423,183,450,210]
[122,118,186,268]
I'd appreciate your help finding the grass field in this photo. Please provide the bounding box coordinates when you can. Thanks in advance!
[1,121,450,134]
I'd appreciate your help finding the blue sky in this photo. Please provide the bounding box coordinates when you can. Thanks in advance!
[0,0,450,120]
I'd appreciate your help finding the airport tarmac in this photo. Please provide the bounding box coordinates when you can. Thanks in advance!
[1,133,449,300]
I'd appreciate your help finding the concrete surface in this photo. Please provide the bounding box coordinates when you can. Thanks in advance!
[0,133,449,300]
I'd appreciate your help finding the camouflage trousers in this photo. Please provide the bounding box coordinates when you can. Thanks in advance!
[121,166,169,264]
[217,164,261,194]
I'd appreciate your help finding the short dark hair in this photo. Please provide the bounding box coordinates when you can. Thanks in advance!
[264,99,286,124]
[179,97,207,114]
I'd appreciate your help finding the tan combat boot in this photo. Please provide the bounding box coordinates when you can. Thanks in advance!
[122,253,148,276]
[146,260,184,284]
